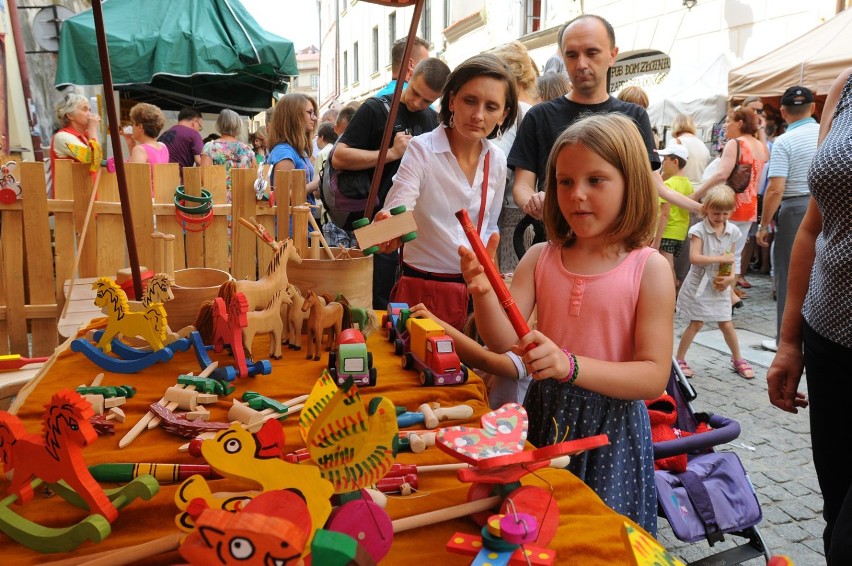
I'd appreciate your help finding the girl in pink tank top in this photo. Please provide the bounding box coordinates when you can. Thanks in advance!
[460,114,675,535]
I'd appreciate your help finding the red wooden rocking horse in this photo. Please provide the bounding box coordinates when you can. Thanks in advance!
[0,389,117,522]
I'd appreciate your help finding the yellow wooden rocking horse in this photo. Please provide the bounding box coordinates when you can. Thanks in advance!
[93,277,168,352]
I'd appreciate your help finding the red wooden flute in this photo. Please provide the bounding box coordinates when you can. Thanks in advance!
[455,208,534,346]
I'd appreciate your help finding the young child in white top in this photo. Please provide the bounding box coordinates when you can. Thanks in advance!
[675,185,755,379]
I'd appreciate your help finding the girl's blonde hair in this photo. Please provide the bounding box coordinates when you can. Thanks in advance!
[542,113,658,250]
[267,93,318,158]
[701,185,737,215]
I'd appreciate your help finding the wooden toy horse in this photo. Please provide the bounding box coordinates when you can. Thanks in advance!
[212,292,251,376]
[243,288,286,359]
[93,277,167,352]
[301,290,345,361]
[334,292,377,338]
[235,238,301,312]
[131,273,190,344]
[286,284,313,351]
[0,390,118,522]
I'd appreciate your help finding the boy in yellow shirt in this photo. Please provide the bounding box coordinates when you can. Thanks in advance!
[655,144,694,290]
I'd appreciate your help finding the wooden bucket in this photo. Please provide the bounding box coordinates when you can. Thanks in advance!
[289,249,373,310]
[166,268,233,330]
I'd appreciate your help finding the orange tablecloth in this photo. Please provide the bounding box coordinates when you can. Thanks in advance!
[6,318,646,565]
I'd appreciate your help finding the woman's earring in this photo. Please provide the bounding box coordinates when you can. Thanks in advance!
[495,126,503,141]
[449,113,455,128]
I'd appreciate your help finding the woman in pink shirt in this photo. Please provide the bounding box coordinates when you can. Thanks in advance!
[122,103,169,197]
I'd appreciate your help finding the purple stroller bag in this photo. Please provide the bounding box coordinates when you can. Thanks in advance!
[656,451,763,543]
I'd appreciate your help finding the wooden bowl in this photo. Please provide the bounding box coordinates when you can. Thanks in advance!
[289,248,373,310]
[166,267,233,330]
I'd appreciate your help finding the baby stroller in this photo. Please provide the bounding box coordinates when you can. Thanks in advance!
[652,358,771,565]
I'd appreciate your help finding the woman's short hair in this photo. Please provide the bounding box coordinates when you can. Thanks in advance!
[438,53,519,139]
[55,92,88,126]
[216,109,243,137]
[542,113,657,250]
[537,72,572,102]
[671,113,697,137]
[701,185,737,214]
[728,106,759,135]
[490,41,539,100]
[129,103,166,138]
[617,85,649,109]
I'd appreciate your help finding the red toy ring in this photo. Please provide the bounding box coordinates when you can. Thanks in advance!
[175,207,214,232]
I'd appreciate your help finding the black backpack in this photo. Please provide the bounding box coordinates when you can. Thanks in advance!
[318,96,391,231]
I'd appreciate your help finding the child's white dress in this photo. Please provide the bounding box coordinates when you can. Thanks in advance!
[676,219,741,322]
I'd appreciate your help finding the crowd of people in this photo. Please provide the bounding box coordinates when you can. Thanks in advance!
[47,14,851,562]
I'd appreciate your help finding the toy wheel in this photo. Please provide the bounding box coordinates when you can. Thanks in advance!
[367,352,373,368]
[369,367,377,386]
[388,327,396,342]
[389,205,407,215]
[500,485,560,546]
[402,353,414,370]
[394,339,404,356]
[420,369,434,386]
[400,232,417,243]
[328,351,337,369]
[329,367,338,381]
[0,188,17,205]
[352,217,371,229]
[460,365,469,383]
[363,245,380,256]
[327,498,393,563]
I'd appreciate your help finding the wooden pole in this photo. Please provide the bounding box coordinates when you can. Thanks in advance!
[91,0,143,300]
[362,0,424,222]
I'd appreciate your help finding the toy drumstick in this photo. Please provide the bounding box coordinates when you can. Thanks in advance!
[455,208,534,347]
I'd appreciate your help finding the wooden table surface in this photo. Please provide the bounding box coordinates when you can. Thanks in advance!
[5,317,646,565]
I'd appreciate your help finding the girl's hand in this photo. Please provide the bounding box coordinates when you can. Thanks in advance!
[458,233,499,296]
[372,210,403,254]
[713,273,735,290]
[722,253,735,265]
[513,330,573,381]
[408,303,434,320]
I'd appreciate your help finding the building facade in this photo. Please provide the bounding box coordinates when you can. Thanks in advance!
[317,0,845,129]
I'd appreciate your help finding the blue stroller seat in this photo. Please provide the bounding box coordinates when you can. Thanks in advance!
[653,358,771,565]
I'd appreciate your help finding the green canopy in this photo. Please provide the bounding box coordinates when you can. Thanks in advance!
[55,0,298,114]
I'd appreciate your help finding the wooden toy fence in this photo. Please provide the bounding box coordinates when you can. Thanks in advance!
[0,161,308,358]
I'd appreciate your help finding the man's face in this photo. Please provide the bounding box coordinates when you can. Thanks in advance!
[561,18,618,100]
[404,45,430,82]
[401,74,441,113]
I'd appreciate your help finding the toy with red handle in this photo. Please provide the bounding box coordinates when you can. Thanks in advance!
[0,354,49,371]
[455,208,535,349]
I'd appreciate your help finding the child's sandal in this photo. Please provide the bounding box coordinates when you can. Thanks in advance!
[677,359,694,378]
[731,358,755,379]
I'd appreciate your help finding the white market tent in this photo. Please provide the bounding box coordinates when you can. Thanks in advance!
[647,54,730,143]
[728,8,852,103]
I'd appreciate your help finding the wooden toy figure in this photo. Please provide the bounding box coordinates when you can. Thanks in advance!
[92,277,167,352]
[235,238,302,312]
[286,284,312,351]
[175,419,333,545]
[301,290,346,361]
[243,288,287,360]
[180,490,311,566]
[0,390,160,553]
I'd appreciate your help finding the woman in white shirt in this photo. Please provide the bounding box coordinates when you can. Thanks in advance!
[375,54,519,330]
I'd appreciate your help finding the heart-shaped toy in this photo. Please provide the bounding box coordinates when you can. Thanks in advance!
[437,403,528,464]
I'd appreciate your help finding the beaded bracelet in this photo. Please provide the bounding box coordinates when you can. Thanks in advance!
[556,348,579,385]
